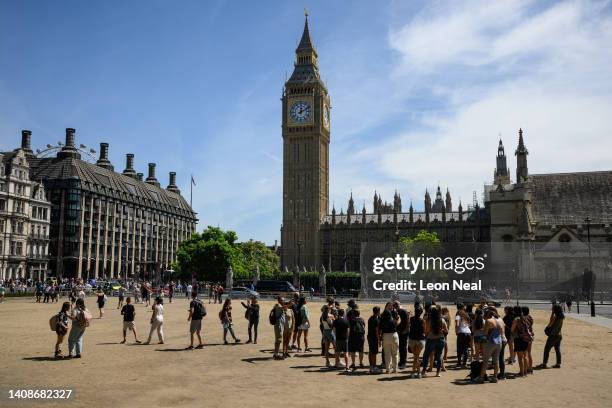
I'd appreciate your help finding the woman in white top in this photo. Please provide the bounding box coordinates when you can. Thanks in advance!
[144,296,165,344]
[455,305,471,367]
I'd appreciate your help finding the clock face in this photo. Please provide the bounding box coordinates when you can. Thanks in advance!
[289,101,312,123]
[323,105,330,128]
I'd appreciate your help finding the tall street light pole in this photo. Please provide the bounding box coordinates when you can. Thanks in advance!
[297,240,302,291]
[585,217,595,317]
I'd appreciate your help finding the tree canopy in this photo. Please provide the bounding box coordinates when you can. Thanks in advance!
[173,226,279,282]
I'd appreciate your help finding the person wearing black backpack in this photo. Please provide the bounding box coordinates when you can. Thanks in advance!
[271,296,287,360]
[187,292,206,349]
[348,307,366,370]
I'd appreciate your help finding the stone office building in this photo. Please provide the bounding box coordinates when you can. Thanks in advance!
[5,128,197,281]
[0,134,51,281]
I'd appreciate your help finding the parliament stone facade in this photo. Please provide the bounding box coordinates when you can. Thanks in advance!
[280,16,612,292]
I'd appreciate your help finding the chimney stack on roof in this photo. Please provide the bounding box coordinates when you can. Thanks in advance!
[57,128,81,159]
[123,153,137,179]
[21,130,33,155]
[146,163,159,186]
[166,171,180,194]
[96,142,114,171]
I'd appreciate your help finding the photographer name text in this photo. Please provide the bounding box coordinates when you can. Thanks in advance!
[372,279,482,291]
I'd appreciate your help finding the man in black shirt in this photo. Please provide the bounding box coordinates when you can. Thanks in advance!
[120,297,141,344]
[367,306,382,374]
[333,309,349,370]
[394,301,410,369]
[188,292,206,349]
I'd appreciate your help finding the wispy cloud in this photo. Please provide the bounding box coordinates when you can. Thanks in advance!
[329,0,612,212]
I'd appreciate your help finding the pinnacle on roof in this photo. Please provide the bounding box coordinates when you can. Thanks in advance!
[296,11,315,53]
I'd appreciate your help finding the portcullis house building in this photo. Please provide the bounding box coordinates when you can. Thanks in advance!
[2,128,197,281]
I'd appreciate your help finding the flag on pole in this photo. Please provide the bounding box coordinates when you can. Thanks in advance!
[191,175,196,186]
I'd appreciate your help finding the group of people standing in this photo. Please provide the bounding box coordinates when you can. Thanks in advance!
[309,297,564,382]
[48,290,565,383]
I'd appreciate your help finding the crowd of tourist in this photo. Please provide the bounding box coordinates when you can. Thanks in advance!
[39,283,566,383]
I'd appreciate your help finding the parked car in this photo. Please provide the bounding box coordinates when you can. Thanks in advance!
[254,280,297,297]
[391,291,416,303]
[455,290,501,307]
[228,287,260,299]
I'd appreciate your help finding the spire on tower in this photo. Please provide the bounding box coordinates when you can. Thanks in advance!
[347,191,355,215]
[494,136,510,185]
[515,128,529,183]
[297,11,315,53]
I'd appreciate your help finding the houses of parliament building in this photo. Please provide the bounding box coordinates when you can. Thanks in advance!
[280,15,612,291]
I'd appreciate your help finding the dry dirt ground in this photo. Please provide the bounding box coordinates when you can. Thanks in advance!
[1,296,611,408]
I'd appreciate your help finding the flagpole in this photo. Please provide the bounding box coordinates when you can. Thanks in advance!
[190,174,193,208]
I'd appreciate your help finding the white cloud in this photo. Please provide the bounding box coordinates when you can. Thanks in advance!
[334,0,612,211]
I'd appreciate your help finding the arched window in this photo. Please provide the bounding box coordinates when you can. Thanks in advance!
[558,233,571,243]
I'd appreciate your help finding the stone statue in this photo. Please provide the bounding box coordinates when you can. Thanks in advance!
[293,266,300,288]
[319,265,327,296]
[225,265,233,289]
[284,266,290,274]
[252,264,260,286]
[360,264,368,298]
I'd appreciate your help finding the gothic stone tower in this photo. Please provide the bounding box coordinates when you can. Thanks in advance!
[281,14,330,271]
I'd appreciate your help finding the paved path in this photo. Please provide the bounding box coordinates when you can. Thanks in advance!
[566,313,612,330]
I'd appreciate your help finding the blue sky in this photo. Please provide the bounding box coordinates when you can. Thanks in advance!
[2,0,612,244]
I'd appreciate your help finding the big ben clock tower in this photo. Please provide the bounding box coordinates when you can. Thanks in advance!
[281,12,330,271]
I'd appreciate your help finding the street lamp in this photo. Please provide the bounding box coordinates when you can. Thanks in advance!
[585,216,595,317]
[297,240,303,291]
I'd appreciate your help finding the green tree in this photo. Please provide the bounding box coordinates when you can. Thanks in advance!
[234,240,280,279]
[398,230,447,282]
[174,227,280,283]
[175,226,240,282]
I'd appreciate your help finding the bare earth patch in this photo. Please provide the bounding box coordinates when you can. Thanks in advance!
[1,297,610,408]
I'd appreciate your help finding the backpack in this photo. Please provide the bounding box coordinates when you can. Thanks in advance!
[49,314,59,331]
[468,361,483,380]
[193,300,206,317]
[352,318,365,335]
[519,317,533,342]
[80,309,92,327]
[269,308,277,325]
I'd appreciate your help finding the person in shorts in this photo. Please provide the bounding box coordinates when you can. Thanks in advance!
[117,285,126,309]
[348,307,366,369]
[333,308,349,370]
[121,297,141,344]
[296,297,311,352]
[367,306,381,374]
[188,292,206,349]
[54,302,71,359]
[272,296,287,360]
